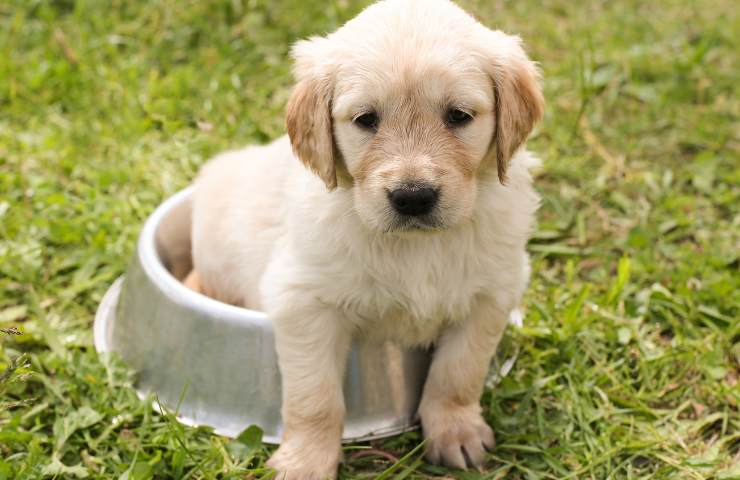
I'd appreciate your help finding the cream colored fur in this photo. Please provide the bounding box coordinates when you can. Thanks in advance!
[190,0,544,478]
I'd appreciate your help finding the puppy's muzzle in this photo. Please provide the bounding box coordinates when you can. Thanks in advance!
[388,183,439,217]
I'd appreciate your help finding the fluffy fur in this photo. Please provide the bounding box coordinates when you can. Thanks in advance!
[189,0,544,478]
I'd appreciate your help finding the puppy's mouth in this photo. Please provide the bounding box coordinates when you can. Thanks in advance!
[384,214,445,234]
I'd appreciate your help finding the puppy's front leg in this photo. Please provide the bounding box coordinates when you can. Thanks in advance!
[266,302,350,480]
[419,296,509,470]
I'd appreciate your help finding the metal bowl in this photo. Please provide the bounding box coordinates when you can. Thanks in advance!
[94,188,520,444]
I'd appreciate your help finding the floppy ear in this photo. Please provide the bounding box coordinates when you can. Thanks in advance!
[483,32,544,183]
[285,38,338,190]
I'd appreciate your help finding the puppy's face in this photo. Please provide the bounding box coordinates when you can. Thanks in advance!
[286,0,543,233]
[332,55,494,232]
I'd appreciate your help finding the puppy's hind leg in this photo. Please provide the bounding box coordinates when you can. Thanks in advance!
[182,269,204,294]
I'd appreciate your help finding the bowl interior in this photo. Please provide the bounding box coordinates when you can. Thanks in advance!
[153,192,194,282]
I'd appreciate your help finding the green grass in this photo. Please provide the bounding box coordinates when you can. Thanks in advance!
[1,0,738,478]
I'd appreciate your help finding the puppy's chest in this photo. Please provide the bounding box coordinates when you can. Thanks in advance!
[336,243,487,345]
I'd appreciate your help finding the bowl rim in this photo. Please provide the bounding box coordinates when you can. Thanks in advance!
[137,187,271,328]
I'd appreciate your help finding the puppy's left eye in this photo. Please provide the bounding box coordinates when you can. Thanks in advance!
[446,108,473,127]
[353,111,379,131]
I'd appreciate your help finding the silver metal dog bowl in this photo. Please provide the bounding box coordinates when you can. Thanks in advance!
[94,188,520,444]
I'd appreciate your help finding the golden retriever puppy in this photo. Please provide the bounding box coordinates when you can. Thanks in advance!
[190,0,543,477]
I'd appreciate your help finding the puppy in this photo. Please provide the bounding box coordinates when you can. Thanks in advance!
[190,0,543,478]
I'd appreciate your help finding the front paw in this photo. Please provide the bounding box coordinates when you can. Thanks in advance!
[266,438,341,480]
[419,402,495,470]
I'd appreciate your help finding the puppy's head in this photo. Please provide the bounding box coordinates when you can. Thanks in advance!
[286,0,543,233]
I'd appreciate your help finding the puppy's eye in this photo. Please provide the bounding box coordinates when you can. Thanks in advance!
[446,108,473,127]
[353,112,379,131]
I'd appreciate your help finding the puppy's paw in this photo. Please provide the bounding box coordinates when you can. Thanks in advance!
[266,439,341,480]
[419,401,494,470]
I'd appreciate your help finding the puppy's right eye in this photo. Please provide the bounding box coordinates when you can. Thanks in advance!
[353,112,379,131]
[446,108,474,127]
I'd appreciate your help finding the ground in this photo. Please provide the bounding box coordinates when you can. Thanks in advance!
[0,0,738,478]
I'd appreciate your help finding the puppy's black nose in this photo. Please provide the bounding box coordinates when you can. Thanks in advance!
[388,185,439,216]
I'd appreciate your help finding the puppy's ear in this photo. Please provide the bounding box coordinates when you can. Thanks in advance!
[481,31,544,183]
[286,38,338,190]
